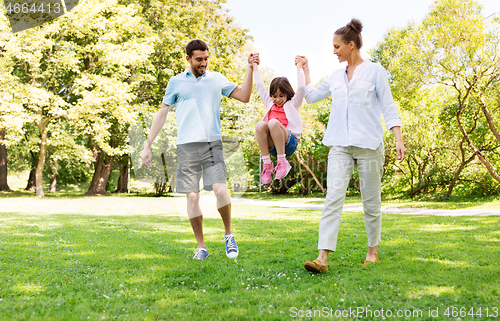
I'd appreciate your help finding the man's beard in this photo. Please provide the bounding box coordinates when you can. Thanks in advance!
[193,65,206,77]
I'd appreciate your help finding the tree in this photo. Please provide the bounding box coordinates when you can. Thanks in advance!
[124,0,251,194]
[419,0,500,184]
[0,34,24,191]
[0,131,10,191]
[1,0,156,197]
[371,0,500,196]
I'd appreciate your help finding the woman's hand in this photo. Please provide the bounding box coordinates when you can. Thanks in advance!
[396,140,406,163]
[390,126,406,163]
[295,55,308,68]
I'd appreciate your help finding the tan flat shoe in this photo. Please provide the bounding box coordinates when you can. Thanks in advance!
[304,259,328,273]
[363,257,380,266]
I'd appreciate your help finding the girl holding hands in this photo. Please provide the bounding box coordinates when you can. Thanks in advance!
[251,54,306,184]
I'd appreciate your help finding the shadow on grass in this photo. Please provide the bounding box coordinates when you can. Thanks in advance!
[0,210,498,320]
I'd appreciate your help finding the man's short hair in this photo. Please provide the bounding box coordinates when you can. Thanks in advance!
[186,40,209,57]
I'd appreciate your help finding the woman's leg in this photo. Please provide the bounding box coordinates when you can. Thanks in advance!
[267,119,289,155]
[354,144,385,262]
[316,146,354,264]
[255,121,274,156]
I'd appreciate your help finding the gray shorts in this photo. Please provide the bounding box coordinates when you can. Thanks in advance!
[175,140,227,193]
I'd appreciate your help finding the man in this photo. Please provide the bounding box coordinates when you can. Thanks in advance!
[141,40,257,260]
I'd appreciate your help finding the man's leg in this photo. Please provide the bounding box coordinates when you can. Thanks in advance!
[186,192,206,249]
[213,182,238,258]
[212,182,232,235]
[176,143,208,259]
[203,141,238,258]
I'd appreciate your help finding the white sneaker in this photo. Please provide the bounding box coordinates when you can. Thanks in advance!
[224,234,238,259]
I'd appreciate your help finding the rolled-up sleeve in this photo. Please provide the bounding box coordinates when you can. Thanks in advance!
[304,78,332,104]
[376,65,402,130]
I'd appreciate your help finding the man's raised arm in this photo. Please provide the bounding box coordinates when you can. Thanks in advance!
[229,53,259,103]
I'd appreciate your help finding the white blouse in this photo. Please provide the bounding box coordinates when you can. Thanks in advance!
[304,61,402,150]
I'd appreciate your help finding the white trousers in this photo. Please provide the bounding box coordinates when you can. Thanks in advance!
[318,144,385,251]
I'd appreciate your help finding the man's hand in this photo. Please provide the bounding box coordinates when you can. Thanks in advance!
[248,53,260,68]
[141,145,152,167]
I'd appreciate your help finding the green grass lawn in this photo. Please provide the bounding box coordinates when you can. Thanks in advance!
[0,197,499,320]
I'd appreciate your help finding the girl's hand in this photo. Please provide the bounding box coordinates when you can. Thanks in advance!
[248,53,260,67]
[295,55,308,68]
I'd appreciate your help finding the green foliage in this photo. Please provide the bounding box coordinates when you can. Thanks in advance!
[372,0,500,197]
[1,0,251,194]
[52,159,92,186]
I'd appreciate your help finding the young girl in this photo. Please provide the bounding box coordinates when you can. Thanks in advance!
[252,54,306,184]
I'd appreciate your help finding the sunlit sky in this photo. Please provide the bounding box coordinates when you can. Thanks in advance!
[222,0,500,85]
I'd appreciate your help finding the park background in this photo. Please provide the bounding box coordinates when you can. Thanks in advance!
[0,0,500,320]
[0,0,500,201]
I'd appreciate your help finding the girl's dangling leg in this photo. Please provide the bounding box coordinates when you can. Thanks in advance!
[268,119,291,180]
[255,121,274,184]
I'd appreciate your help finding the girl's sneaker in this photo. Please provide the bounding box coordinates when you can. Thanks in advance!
[274,159,291,180]
[260,161,274,184]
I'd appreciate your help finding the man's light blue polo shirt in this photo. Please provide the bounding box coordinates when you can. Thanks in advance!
[162,69,237,145]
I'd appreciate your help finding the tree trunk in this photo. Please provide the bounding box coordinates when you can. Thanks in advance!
[456,105,500,184]
[49,161,58,192]
[85,147,114,196]
[26,169,36,191]
[296,154,306,195]
[114,154,128,193]
[270,177,297,194]
[478,94,500,144]
[0,131,11,191]
[446,142,475,197]
[35,124,48,198]
[25,151,38,192]
[295,153,326,193]
[408,179,430,198]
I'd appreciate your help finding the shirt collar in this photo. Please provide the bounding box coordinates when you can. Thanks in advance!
[185,68,208,79]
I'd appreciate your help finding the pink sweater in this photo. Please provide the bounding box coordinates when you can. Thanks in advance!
[254,68,305,139]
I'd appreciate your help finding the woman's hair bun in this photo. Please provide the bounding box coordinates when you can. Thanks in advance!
[334,18,364,49]
[347,19,363,34]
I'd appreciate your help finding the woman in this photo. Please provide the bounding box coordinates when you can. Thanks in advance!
[298,19,406,273]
